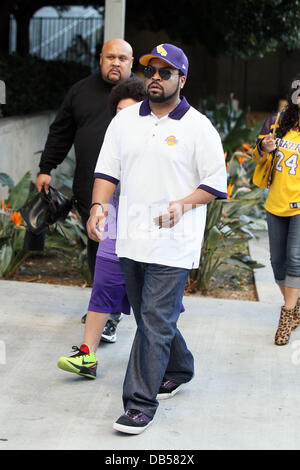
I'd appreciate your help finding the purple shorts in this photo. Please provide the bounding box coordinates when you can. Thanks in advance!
[88,256,131,315]
[88,256,185,315]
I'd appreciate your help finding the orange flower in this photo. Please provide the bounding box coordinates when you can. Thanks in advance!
[242,143,251,151]
[10,211,22,226]
[1,199,10,212]
[227,184,234,199]
[15,212,22,226]
[237,156,246,164]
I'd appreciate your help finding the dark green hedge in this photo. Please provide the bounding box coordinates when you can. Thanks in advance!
[0,54,91,117]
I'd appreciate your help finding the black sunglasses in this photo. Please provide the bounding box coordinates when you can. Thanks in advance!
[143,65,181,81]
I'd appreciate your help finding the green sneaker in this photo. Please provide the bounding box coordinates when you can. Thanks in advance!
[57,344,98,379]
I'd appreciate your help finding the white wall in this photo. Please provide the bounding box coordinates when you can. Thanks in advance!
[0,111,74,200]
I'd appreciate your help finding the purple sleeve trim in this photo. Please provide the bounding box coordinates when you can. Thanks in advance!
[94,172,119,185]
[198,184,227,199]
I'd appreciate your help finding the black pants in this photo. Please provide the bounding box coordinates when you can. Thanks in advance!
[80,212,98,279]
[23,230,45,251]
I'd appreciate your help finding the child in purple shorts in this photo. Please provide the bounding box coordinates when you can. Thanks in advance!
[57,78,147,378]
[57,77,185,379]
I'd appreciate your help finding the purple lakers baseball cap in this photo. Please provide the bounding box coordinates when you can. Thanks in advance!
[139,44,189,77]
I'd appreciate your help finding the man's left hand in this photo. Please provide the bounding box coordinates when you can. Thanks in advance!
[153,201,184,229]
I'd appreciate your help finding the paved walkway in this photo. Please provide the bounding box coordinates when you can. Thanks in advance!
[1,232,300,450]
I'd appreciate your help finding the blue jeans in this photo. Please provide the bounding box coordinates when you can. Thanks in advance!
[119,258,194,418]
[267,211,300,288]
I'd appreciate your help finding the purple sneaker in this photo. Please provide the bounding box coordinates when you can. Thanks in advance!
[156,380,186,400]
[113,409,153,434]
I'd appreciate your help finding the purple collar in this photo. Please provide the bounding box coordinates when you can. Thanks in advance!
[139,96,190,120]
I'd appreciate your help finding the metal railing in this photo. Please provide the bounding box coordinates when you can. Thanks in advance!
[10,16,103,70]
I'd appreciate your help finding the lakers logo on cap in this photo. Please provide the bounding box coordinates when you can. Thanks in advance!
[157,44,167,57]
[165,135,178,146]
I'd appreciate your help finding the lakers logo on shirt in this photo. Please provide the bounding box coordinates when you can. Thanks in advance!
[157,44,168,57]
[165,135,178,146]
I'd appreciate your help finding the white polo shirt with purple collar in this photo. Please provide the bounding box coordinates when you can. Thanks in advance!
[94,97,227,269]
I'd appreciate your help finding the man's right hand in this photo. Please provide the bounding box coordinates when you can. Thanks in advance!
[86,211,108,242]
[36,174,51,193]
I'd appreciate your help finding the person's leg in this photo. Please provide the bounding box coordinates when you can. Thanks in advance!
[278,285,300,311]
[284,214,300,308]
[101,313,123,343]
[119,258,192,419]
[279,286,285,300]
[118,258,145,321]
[267,212,300,344]
[284,287,300,309]
[57,257,130,378]
[23,229,45,251]
[284,214,300,330]
[266,211,288,288]
[87,257,129,342]
[83,310,110,352]
[80,212,122,337]
[161,328,194,384]
[57,307,114,379]
[57,307,105,380]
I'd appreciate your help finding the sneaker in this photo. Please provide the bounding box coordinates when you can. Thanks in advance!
[57,344,98,379]
[156,380,186,400]
[113,409,153,434]
[101,313,123,343]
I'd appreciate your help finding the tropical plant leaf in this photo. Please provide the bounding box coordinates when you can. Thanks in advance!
[4,250,30,277]
[0,245,13,276]
[206,226,221,250]
[0,173,14,189]
[222,257,253,271]
[6,171,32,210]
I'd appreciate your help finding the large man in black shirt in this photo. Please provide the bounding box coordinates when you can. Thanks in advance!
[35,38,134,339]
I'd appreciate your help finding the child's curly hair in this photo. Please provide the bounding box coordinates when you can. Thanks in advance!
[109,77,146,116]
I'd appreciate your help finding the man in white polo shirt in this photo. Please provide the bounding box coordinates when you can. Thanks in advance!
[87,43,227,434]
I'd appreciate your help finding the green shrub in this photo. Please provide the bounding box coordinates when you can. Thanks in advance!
[0,171,89,280]
[0,54,91,117]
[0,172,32,276]
[190,97,267,292]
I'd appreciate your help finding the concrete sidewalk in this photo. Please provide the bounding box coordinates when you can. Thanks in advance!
[1,232,300,450]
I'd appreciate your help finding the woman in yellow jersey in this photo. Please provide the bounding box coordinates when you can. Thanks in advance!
[252,78,300,345]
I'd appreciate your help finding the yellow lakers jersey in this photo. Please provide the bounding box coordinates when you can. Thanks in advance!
[253,115,300,217]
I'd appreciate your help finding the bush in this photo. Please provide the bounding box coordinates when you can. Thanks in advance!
[0,54,91,117]
[189,97,267,293]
